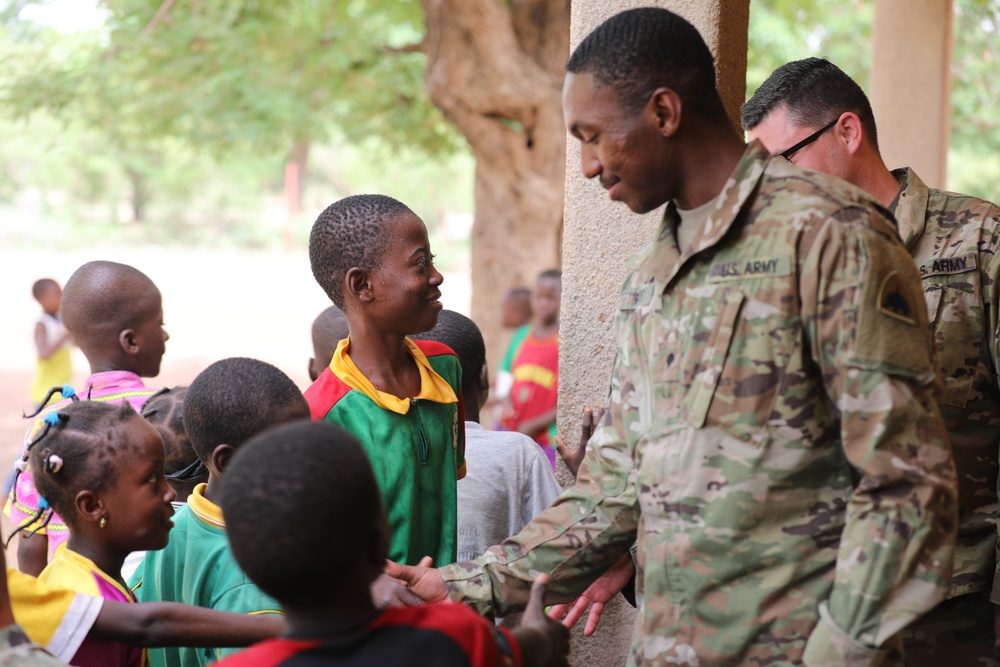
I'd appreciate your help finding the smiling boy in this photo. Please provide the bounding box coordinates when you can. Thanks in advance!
[305,194,465,568]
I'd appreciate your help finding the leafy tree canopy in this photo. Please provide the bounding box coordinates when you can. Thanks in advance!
[1,0,459,157]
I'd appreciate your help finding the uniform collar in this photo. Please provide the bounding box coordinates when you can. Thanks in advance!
[627,141,771,286]
[187,483,225,529]
[889,167,929,251]
[329,338,458,415]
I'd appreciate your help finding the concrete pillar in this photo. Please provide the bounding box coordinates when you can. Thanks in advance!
[558,2,749,665]
[871,0,953,188]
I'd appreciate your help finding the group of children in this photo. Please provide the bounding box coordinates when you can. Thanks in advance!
[7,193,572,667]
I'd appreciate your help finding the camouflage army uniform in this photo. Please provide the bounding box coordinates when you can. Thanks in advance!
[440,143,958,667]
[0,626,64,666]
[890,167,1000,664]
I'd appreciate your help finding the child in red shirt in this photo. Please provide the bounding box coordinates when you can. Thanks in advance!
[500,270,561,469]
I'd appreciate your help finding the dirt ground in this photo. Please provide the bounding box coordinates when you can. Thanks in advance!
[0,247,470,565]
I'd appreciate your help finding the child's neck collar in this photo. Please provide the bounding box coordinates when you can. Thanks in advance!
[283,601,380,640]
[66,535,128,588]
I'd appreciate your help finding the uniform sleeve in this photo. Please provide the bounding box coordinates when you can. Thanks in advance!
[7,567,103,662]
[441,348,640,616]
[455,391,467,481]
[985,215,1000,605]
[798,215,958,666]
[211,584,283,660]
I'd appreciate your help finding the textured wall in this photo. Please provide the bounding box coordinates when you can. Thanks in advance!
[558,2,749,665]
[871,0,952,189]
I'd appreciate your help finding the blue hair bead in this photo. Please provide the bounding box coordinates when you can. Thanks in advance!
[43,413,61,427]
[60,385,76,399]
[38,498,49,510]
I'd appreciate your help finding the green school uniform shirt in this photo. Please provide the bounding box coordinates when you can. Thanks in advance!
[305,337,465,567]
[129,484,282,667]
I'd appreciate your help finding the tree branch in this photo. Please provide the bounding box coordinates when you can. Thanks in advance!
[381,41,425,55]
[140,0,176,38]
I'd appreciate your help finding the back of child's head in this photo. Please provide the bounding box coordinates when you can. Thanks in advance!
[308,194,414,309]
[309,305,350,381]
[183,357,309,464]
[142,387,207,490]
[413,310,485,397]
[26,400,141,530]
[221,419,384,610]
[61,260,165,372]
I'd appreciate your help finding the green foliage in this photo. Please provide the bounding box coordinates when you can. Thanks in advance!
[1,0,459,157]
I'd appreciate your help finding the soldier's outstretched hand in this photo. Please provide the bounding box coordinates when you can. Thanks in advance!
[547,553,634,636]
[383,558,448,604]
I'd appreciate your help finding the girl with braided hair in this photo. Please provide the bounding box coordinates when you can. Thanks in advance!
[22,398,175,667]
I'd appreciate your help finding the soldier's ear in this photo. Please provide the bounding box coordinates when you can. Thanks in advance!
[836,112,865,156]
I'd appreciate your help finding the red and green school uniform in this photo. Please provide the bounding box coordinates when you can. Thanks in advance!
[213,603,520,667]
[305,338,465,567]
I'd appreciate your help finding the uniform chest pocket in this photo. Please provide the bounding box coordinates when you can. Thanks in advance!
[924,285,984,408]
[683,290,798,448]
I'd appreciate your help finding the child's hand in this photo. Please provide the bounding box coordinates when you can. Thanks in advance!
[374,556,434,607]
[555,406,604,479]
[518,574,570,667]
[546,553,634,636]
[382,557,448,604]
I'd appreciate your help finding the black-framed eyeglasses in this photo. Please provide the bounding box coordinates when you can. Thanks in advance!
[776,118,838,162]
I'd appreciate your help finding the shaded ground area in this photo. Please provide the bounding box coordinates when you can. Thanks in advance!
[0,248,470,566]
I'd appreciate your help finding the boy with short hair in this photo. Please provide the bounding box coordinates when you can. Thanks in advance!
[29,278,72,410]
[499,270,561,469]
[305,194,465,567]
[6,261,169,575]
[307,305,350,382]
[413,310,562,563]
[130,357,308,667]
[214,419,569,667]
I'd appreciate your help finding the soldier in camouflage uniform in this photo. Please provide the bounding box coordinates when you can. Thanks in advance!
[387,9,958,666]
[0,627,64,667]
[742,57,1000,665]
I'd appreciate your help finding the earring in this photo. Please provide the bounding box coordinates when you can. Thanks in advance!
[99,516,107,529]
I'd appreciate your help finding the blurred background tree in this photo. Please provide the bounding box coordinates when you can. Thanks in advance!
[0,0,996,364]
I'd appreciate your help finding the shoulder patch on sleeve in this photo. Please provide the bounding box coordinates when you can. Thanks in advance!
[852,230,935,381]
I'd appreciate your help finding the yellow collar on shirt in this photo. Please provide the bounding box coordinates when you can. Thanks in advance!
[187,483,225,529]
[329,337,457,415]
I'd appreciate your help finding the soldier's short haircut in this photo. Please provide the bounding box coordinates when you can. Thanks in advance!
[221,420,383,609]
[309,194,412,309]
[183,357,308,464]
[741,57,880,153]
[565,7,727,120]
[412,310,485,397]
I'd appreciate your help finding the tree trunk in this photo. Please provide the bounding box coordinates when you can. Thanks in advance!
[420,0,569,374]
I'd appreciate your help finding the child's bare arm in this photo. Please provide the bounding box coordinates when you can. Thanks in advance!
[511,574,569,667]
[33,323,68,360]
[555,406,604,479]
[90,601,285,648]
[515,408,558,439]
[16,534,47,577]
